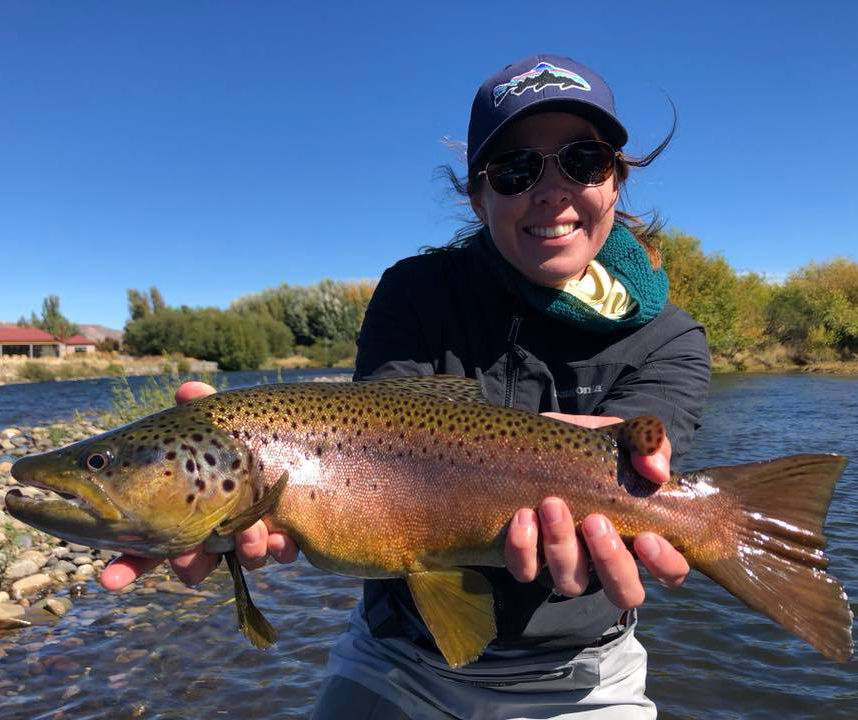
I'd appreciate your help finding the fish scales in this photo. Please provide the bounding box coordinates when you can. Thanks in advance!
[201,383,730,575]
[5,376,852,666]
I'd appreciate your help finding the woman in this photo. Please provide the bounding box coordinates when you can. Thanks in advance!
[103,54,710,718]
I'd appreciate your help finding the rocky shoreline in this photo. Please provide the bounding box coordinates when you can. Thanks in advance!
[0,421,208,646]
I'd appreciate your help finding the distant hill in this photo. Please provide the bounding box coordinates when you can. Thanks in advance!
[77,324,123,342]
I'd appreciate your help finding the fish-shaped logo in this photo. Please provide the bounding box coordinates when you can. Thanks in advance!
[493,62,591,107]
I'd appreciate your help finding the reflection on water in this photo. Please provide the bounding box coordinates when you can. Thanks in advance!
[1,373,856,719]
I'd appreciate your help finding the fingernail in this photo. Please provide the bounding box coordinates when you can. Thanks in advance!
[540,499,563,525]
[582,515,608,540]
[637,533,660,561]
[515,510,536,536]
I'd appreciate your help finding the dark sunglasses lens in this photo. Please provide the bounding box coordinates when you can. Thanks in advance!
[486,151,543,195]
[558,142,615,185]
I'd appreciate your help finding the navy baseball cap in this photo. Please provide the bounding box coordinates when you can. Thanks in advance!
[467,54,628,171]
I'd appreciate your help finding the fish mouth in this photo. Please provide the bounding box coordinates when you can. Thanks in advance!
[10,453,124,521]
[5,455,167,557]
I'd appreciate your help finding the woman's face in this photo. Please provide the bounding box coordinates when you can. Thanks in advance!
[470,112,619,288]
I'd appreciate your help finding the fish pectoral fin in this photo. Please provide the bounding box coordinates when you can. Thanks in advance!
[215,470,290,537]
[609,415,666,456]
[406,568,496,668]
[225,550,276,650]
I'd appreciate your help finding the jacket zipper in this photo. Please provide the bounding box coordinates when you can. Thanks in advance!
[504,314,524,408]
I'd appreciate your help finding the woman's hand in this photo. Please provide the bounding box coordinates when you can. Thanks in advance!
[504,413,690,609]
[100,381,299,591]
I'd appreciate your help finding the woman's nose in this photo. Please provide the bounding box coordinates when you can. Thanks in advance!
[531,156,575,206]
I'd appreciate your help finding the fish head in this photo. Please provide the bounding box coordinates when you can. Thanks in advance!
[5,403,254,557]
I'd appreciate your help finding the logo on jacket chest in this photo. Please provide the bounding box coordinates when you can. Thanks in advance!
[556,385,603,399]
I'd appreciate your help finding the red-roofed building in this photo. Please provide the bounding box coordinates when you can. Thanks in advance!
[0,326,62,358]
[0,327,98,357]
[62,334,97,355]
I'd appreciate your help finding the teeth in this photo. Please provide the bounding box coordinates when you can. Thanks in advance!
[527,224,576,238]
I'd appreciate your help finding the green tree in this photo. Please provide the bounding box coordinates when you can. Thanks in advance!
[150,287,166,313]
[127,289,151,321]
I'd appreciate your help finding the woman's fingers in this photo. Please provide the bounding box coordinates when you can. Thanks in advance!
[100,555,163,590]
[170,548,220,586]
[581,514,645,609]
[631,434,672,486]
[175,381,217,405]
[505,508,539,582]
[540,498,589,596]
[634,532,690,587]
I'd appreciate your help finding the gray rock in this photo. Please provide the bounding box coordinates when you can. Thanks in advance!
[49,569,68,584]
[55,560,77,574]
[72,555,93,566]
[67,543,92,553]
[73,564,94,581]
[115,648,148,663]
[52,546,71,560]
[4,558,41,581]
[0,461,12,474]
[0,428,20,440]
[11,573,52,599]
[62,684,81,700]
[155,580,200,595]
[0,439,13,451]
[9,436,29,448]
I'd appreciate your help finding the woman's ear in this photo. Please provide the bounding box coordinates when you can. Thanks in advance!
[469,191,487,225]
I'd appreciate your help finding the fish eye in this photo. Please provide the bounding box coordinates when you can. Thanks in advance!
[81,450,113,472]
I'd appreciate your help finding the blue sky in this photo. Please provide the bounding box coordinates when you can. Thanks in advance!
[2,2,856,330]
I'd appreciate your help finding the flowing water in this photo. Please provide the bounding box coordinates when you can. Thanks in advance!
[0,372,856,719]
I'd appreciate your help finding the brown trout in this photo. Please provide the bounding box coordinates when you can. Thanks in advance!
[4,376,854,666]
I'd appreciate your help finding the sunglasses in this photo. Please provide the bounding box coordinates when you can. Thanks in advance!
[477,140,619,196]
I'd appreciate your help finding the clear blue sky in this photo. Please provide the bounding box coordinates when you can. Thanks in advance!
[2,2,856,330]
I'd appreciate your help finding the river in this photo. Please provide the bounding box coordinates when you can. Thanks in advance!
[0,372,856,719]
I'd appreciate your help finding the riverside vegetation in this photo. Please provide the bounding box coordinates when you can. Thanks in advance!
[9,234,858,378]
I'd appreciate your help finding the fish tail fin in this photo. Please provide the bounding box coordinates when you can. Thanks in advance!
[224,551,276,649]
[689,453,853,662]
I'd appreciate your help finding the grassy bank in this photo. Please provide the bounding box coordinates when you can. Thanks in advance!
[0,354,218,386]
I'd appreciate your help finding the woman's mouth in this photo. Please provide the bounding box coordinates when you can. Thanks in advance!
[524,223,580,239]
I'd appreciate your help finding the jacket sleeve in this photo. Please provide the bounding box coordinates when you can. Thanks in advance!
[353,261,436,382]
[595,324,710,460]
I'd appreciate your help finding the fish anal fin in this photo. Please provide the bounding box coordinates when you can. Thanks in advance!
[216,470,289,537]
[406,568,496,668]
[610,416,665,456]
[225,551,276,650]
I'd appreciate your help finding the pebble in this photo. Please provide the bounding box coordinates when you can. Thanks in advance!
[115,648,148,663]
[55,560,77,574]
[72,564,94,581]
[44,598,71,617]
[0,592,9,603]
[48,569,68,584]
[61,685,80,700]
[155,580,200,595]
[72,555,93,566]
[0,602,27,629]
[51,546,71,560]
[66,543,92,554]
[11,573,52,599]
[0,461,11,474]
[4,558,41,582]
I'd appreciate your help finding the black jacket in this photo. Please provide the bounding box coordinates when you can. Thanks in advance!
[354,233,711,651]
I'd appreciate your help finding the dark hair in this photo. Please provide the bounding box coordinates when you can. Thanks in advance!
[426,108,677,270]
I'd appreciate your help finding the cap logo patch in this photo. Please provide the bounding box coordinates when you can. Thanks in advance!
[493,62,591,107]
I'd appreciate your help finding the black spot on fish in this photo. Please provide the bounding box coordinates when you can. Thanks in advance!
[186,459,195,473]
[165,470,172,477]
[310,490,316,500]
[223,479,235,492]
[345,478,350,487]
[196,479,206,490]
[186,494,194,504]
[192,433,204,442]
[211,439,222,449]
[231,459,241,470]
[166,451,177,460]
[204,453,216,466]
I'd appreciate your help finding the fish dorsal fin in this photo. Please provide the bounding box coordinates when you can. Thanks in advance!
[224,551,276,649]
[608,416,665,456]
[215,470,290,537]
[406,568,496,668]
[360,375,490,405]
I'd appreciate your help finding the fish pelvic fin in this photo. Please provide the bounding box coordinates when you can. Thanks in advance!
[690,453,853,662]
[406,568,496,668]
[224,551,276,650]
